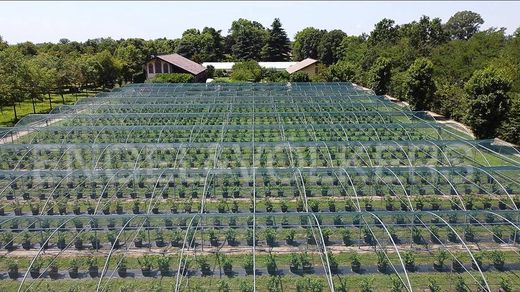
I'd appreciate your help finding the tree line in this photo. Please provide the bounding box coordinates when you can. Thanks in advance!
[0,12,519,144]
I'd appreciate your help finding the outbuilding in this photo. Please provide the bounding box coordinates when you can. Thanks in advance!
[286,58,319,78]
[145,54,207,82]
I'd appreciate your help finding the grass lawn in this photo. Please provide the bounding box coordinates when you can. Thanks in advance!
[0,91,97,127]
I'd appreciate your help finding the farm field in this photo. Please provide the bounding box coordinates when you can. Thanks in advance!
[0,82,519,292]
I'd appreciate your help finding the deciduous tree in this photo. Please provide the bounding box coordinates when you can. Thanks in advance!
[445,11,484,40]
[465,67,511,138]
[404,58,436,110]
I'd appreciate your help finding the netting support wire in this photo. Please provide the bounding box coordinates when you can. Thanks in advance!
[425,212,491,291]
[361,214,411,292]
[174,214,201,292]
[295,168,335,292]
[96,215,139,292]
[18,215,88,292]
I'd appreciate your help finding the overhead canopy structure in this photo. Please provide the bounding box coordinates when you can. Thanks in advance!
[0,82,519,292]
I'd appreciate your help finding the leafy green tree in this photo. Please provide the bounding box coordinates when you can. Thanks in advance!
[445,11,484,40]
[0,47,30,120]
[369,18,399,45]
[0,35,8,51]
[369,57,392,95]
[230,61,262,82]
[115,44,147,83]
[499,96,520,144]
[90,50,123,89]
[327,60,356,82]
[261,18,291,61]
[318,30,347,65]
[465,67,512,138]
[230,19,267,60]
[290,72,310,82]
[401,16,448,55]
[292,27,326,61]
[404,58,436,110]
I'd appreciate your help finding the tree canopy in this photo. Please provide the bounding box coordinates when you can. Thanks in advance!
[261,18,291,61]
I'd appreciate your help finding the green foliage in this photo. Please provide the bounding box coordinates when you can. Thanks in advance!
[176,27,224,62]
[369,57,392,95]
[296,277,323,292]
[432,82,467,120]
[404,58,436,110]
[445,11,484,40]
[290,72,310,82]
[262,69,289,82]
[318,30,347,65]
[369,19,399,45]
[499,94,520,144]
[292,27,326,61]
[327,61,356,82]
[230,19,267,61]
[150,73,194,83]
[465,67,512,138]
[231,61,262,82]
[262,18,291,61]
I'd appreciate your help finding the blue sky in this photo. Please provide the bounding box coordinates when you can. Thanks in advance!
[1,1,519,44]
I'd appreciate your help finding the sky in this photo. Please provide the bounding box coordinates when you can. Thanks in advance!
[1,1,519,44]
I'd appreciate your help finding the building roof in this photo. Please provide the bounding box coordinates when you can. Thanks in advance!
[202,62,297,71]
[155,54,206,75]
[286,58,318,74]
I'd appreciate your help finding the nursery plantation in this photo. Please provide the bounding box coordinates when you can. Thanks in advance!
[0,82,520,292]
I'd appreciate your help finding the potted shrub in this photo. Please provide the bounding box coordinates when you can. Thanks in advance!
[22,232,32,250]
[134,230,145,248]
[452,259,464,273]
[415,197,424,210]
[290,253,301,273]
[90,234,101,249]
[300,252,313,274]
[107,231,119,249]
[222,255,232,276]
[404,252,415,272]
[328,200,336,212]
[310,200,320,212]
[74,234,83,250]
[265,229,276,247]
[68,259,79,278]
[87,257,98,277]
[364,199,373,211]
[138,255,154,277]
[132,200,140,214]
[7,260,18,279]
[170,231,182,247]
[471,252,483,270]
[30,260,42,279]
[226,229,237,246]
[286,229,296,245]
[209,229,219,247]
[492,226,503,243]
[244,255,254,275]
[328,252,339,274]
[351,254,361,273]
[49,261,59,279]
[345,200,353,211]
[155,230,166,247]
[266,253,277,275]
[197,256,211,276]
[57,232,66,250]
[280,200,288,213]
[231,201,239,213]
[377,251,389,273]
[265,198,273,212]
[490,250,505,271]
[117,257,127,277]
[157,255,171,276]
[385,196,394,211]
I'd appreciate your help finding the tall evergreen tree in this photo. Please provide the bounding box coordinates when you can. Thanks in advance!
[261,18,291,61]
